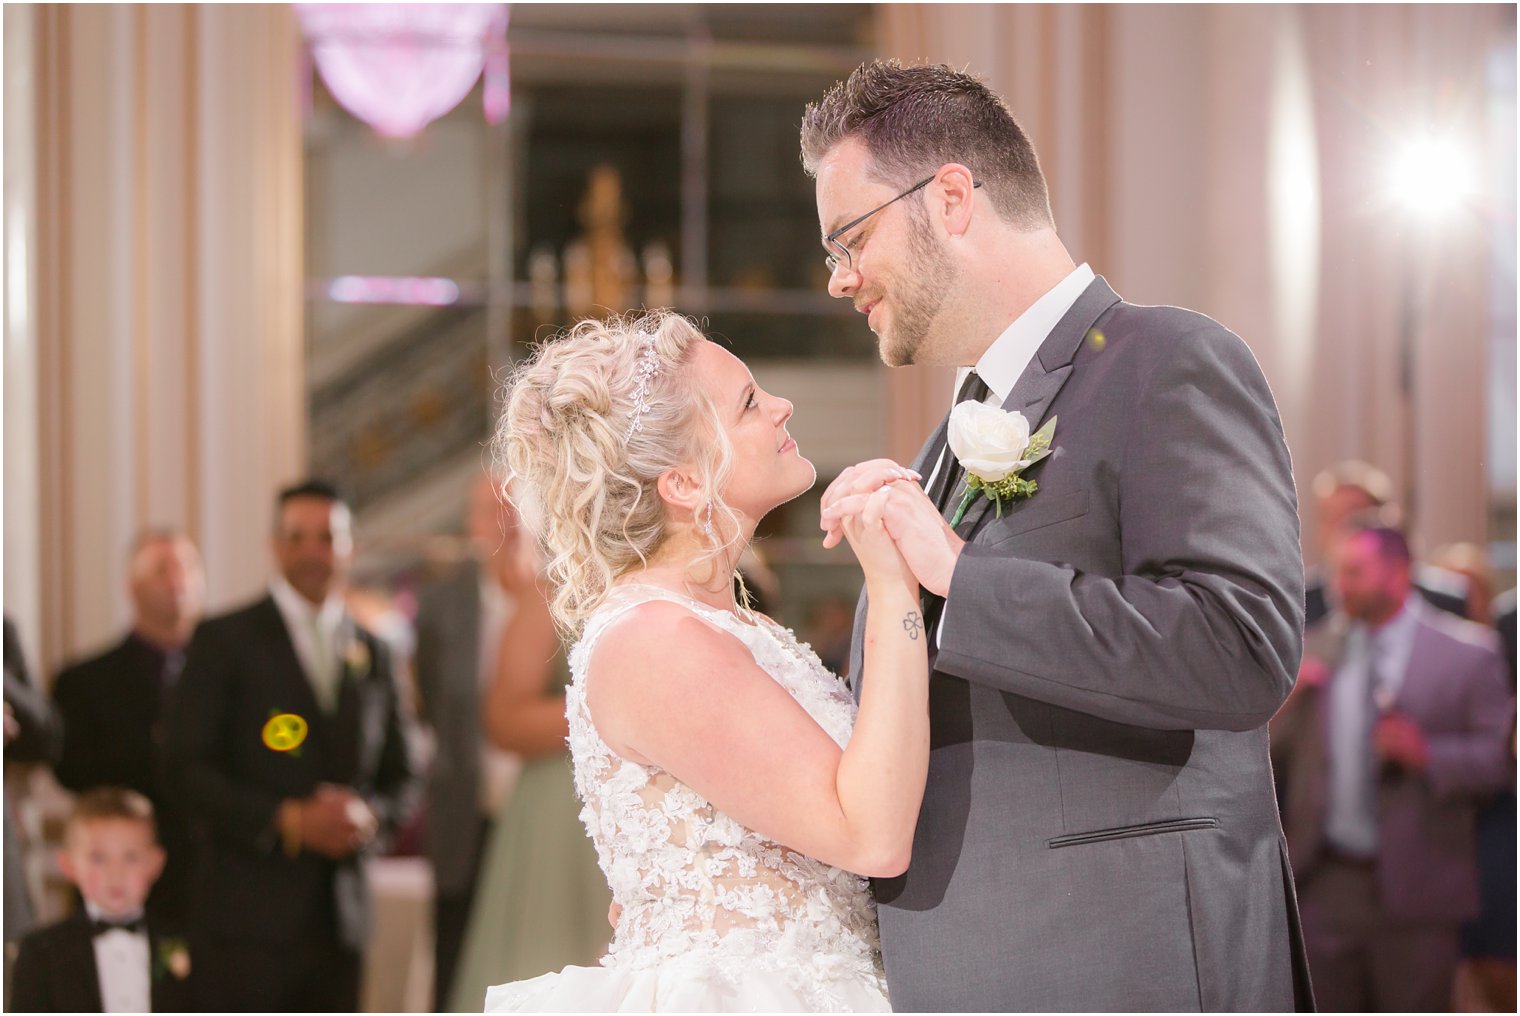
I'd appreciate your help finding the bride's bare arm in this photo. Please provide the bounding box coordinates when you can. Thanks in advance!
[586,494,929,878]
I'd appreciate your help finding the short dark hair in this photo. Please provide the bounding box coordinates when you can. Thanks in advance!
[800,59,1053,229]
[276,479,347,516]
[66,787,158,842]
[1345,523,1412,568]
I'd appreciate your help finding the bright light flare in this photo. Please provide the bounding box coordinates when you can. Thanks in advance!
[1388,134,1476,220]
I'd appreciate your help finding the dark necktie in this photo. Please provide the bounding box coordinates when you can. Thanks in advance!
[91,915,146,937]
[921,371,992,645]
[925,371,993,513]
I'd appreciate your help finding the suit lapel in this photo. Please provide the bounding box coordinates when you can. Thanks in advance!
[61,914,105,1011]
[953,277,1121,540]
[328,623,362,784]
[147,920,191,1010]
[1391,613,1438,717]
[254,597,333,770]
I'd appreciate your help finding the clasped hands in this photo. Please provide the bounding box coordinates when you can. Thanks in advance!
[278,783,378,859]
[819,459,964,598]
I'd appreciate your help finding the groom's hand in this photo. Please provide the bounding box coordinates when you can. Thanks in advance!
[823,481,964,598]
[819,460,921,550]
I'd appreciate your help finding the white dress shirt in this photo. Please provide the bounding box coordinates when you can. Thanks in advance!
[85,902,150,1013]
[932,263,1095,640]
[270,575,348,713]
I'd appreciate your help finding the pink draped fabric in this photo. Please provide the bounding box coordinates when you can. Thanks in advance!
[297,4,509,139]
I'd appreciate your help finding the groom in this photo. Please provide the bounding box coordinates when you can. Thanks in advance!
[806,61,1314,1011]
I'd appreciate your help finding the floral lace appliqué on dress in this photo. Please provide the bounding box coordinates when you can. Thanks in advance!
[484,585,889,1013]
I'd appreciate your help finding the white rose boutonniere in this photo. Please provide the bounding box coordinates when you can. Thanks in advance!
[154,937,191,981]
[946,402,1057,526]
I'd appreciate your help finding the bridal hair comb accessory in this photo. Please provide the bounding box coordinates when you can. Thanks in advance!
[624,334,661,442]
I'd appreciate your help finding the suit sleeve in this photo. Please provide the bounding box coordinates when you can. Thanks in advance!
[938,321,1305,731]
[50,666,103,792]
[163,620,284,850]
[8,933,52,1012]
[365,636,418,835]
[1424,648,1513,799]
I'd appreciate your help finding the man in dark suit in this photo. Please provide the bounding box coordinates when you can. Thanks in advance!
[414,476,523,1010]
[164,480,415,1011]
[805,60,1310,1010]
[9,788,194,1013]
[1272,525,1511,1011]
[52,528,205,921]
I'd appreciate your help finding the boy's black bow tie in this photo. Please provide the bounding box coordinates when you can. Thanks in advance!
[91,915,146,936]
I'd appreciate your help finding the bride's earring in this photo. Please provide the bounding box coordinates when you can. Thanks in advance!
[702,502,716,540]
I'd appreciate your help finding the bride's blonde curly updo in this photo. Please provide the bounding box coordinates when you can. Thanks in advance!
[494,310,737,634]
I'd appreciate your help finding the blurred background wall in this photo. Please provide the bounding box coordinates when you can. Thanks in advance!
[5,2,1515,675]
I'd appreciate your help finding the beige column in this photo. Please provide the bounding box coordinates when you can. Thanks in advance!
[1294,4,1502,559]
[5,5,44,661]
[10,4,303,675]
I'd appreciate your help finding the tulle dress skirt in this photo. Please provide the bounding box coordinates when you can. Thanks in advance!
[484,951,891,1013]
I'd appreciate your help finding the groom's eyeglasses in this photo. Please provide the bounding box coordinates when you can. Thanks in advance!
[823,175,982,274]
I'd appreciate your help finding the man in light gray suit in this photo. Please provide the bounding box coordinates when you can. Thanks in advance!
[1272,525,1511,1011]
[805,61,1313,1010]
[414,477,522,1011]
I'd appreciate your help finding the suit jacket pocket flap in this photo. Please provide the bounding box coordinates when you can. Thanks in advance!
[1047,816,1219,849]
[982,487,1089,545]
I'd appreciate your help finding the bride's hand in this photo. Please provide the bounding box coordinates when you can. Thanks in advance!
[840,487,917,592]
[826,481,963,598]
[820,460,920,550]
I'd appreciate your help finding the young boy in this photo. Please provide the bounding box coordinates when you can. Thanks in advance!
[9,787,192,1012]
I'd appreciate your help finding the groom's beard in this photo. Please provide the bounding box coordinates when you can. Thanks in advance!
[879,216,957,367]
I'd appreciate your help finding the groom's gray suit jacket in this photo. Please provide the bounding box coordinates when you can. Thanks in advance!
[851,277,1314,1012]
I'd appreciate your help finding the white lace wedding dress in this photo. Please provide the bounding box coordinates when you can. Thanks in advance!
[484,584,890,1013]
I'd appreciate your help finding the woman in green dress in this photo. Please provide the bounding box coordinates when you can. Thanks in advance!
[448,544,612,1012]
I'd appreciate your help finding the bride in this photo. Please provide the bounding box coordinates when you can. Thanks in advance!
[485,309,929,1012]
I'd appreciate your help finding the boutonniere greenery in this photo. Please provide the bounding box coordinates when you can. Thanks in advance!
[946,402,1057,527]
[153,937,191,981]
[343,637,371,677]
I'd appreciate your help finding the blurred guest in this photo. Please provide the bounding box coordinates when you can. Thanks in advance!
[1430,551,1519,1013]
[1272,525,1511,1011]
[414,476,524,1011]
[1305,461,1468,626]
[9,788,192,1012]
[1430,542,1497,626]
[4,617,63,997]
[806,595,857,677]
[52,528,205,921]
[164,479,416,1011]
[447,498,610,1011]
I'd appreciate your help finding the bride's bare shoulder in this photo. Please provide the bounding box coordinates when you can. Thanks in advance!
[583,598,766,761]
[587,599,752,687]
